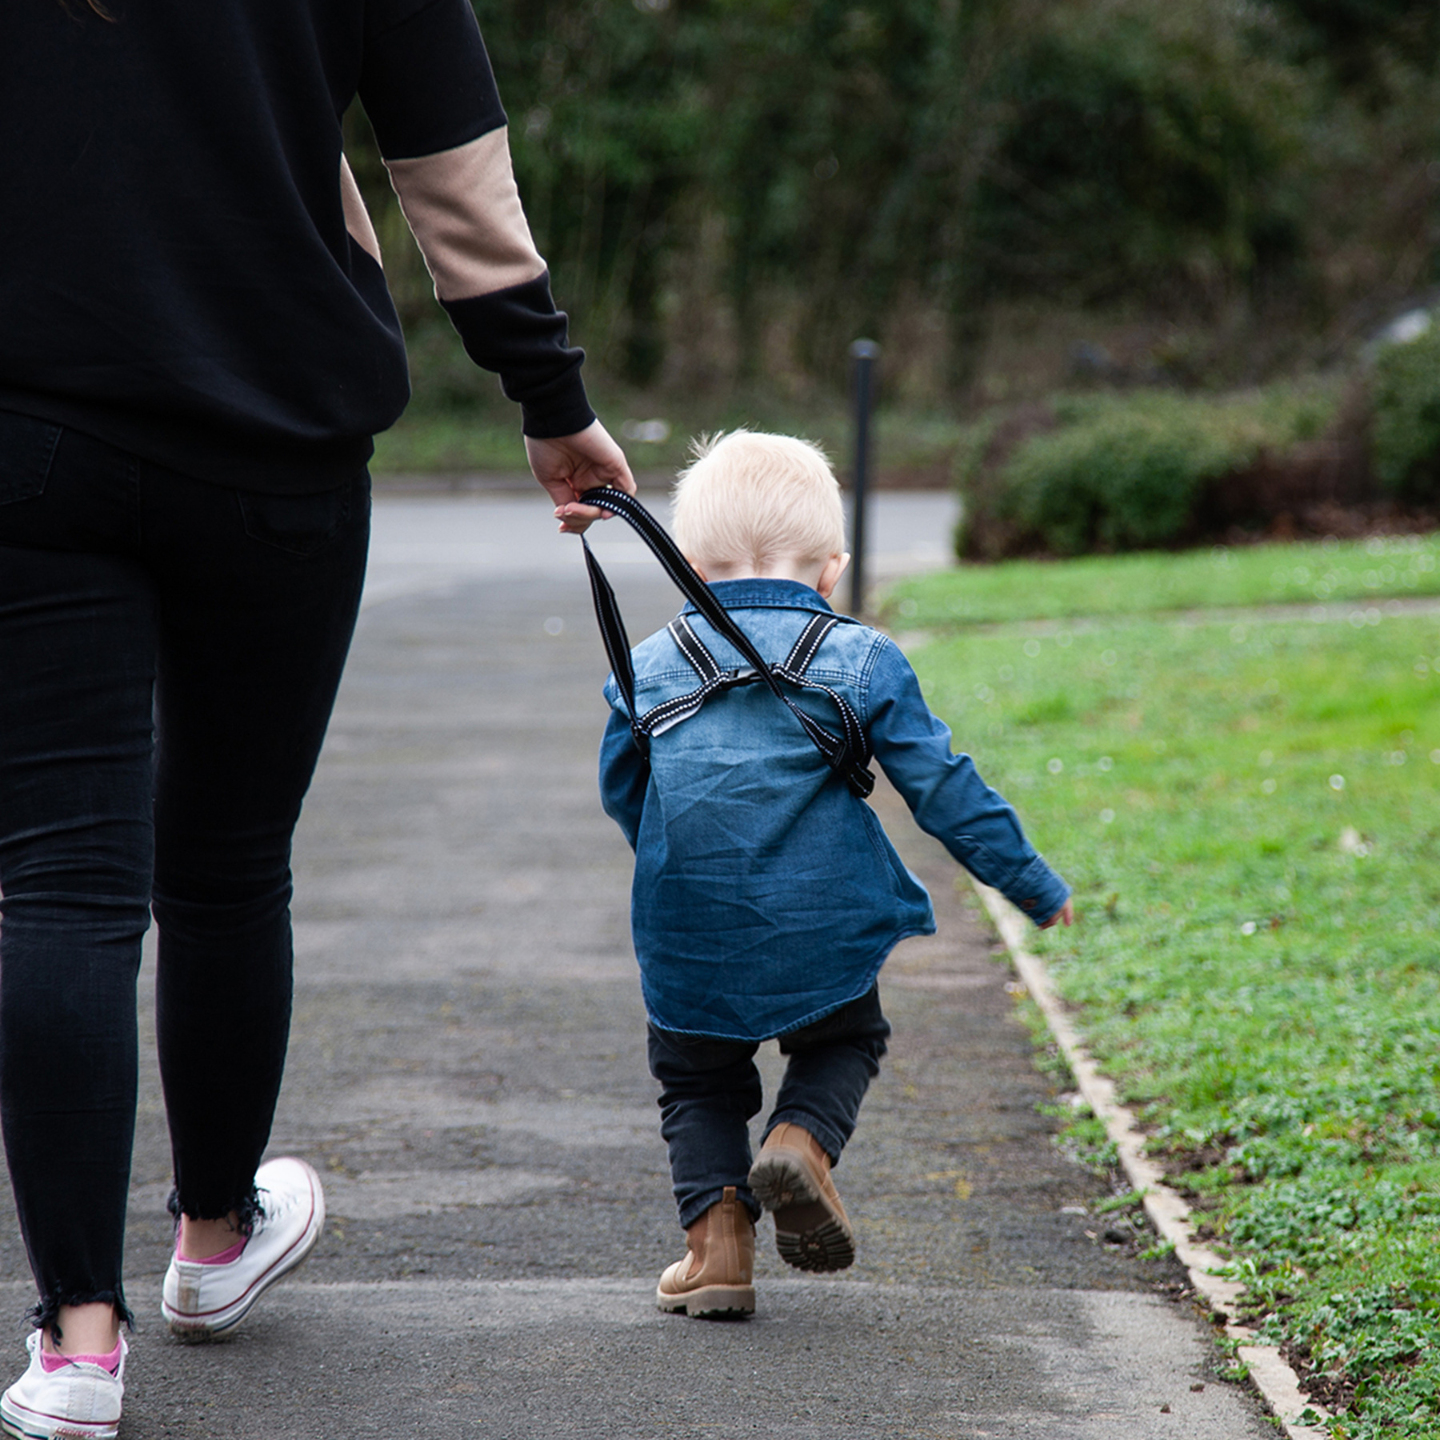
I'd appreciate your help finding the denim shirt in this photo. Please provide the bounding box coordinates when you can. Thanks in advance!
[599,579,1070,1041]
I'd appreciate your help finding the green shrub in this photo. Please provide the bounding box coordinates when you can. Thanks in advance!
[1371,322,1440,503]
[959,384,1338,558]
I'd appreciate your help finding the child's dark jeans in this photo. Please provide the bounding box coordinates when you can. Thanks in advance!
[647,986,890,1228]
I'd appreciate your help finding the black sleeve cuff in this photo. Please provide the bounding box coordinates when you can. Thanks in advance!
[441,272,595,439]
[520,384,597,440]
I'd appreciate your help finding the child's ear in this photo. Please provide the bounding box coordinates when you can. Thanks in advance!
[816,552,850,599]
[685,555,710,583]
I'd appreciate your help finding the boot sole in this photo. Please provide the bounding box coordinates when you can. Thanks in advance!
[655,1282,755,1319]
[749,1151,855,1273]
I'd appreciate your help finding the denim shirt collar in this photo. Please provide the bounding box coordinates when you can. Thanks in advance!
[682,577,836,614]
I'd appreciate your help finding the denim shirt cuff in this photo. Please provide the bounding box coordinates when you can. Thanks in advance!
[1002,855,1071,927]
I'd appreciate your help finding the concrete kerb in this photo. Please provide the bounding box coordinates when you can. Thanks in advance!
[974,883,1331,1440]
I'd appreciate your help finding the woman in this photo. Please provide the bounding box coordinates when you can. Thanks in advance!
[0,1,631,1434]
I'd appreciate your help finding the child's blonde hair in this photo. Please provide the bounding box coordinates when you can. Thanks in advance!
[671,430,846,571]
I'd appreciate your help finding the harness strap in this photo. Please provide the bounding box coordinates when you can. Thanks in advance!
[667,616,722,683]
[784,613,839,674]
[631,619,736,737]
[580,487,874,798]
[639,615,867,769]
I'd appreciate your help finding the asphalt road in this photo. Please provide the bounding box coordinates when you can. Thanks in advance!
[0,489,1274,1436]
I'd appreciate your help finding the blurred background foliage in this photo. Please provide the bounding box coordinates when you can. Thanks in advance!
[347,0,1440,541]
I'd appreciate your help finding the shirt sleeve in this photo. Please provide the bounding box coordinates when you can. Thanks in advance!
[598,685,649,851]
[358,0,595,438]
[866,638,1071,925]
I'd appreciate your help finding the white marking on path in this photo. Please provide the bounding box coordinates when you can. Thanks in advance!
[129,1170,567,1221]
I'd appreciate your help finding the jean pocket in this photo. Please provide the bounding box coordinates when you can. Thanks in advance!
[0,411,61,506]
[238,481,355,558]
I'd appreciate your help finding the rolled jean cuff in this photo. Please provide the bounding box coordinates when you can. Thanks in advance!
[677,1185,761,1231]
[762,1111,847,1168]
[1004,855,1071,926]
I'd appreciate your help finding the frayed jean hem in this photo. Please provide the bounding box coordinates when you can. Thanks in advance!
[29,1289,134,1338]
[167,1185,263,1237]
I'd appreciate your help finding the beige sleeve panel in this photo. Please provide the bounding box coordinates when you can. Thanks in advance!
[340,155,383,267]
[385,126,546,303]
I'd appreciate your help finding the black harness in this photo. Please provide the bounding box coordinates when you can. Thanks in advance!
[578,486,875,799]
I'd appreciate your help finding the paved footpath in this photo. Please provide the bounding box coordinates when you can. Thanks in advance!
[0,490,1275,1436]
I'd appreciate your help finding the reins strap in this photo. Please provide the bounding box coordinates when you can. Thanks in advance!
[581,524,647,752]
[579,486,875,798]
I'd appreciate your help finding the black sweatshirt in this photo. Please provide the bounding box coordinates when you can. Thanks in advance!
[0,0,595,491]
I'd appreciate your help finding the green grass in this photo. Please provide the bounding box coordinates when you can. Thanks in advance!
[371,411,531,472]
[898,551,1440,1438]
[884,534,1440,629]
[370,385,967,479]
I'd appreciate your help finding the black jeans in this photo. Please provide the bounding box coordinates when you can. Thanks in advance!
[647,986,890,1229]
[0,411,368,1327]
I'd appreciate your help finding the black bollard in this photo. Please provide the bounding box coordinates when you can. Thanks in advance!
[848,339,878,616]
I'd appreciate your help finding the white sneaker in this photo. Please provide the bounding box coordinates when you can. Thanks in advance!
[161,1156,325,1341]
[0,1331,126,1440]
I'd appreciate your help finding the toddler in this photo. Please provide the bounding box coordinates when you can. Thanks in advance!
[597,431,1072,1318]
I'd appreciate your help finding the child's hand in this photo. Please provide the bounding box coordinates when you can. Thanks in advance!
[1040,898,1074,929]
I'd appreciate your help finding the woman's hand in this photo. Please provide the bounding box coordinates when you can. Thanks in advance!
[525,420,636,533]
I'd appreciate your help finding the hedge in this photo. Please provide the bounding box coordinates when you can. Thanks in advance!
[957,384,1340,559]
[1371,321,1440,505]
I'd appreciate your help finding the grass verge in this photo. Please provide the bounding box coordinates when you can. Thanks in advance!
[883,533,1440,629]
[371,410,531,472]
[897,548,1440,1438]
[369,389,967,481]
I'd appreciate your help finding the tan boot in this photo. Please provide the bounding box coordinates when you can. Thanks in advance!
[748,1121,855,1272]
[655,1186,755,1319]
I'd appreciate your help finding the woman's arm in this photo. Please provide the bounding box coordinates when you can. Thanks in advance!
[356,0,633,518]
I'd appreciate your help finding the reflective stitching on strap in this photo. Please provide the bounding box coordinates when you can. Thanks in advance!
[638,611,870,766]
[639,674,729,735]
[783,614,839,675]
[779,614,864,760]
[578,482,875,796]
[772,668,870,765]
[639,620,733,735]
[667,616,721,682]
